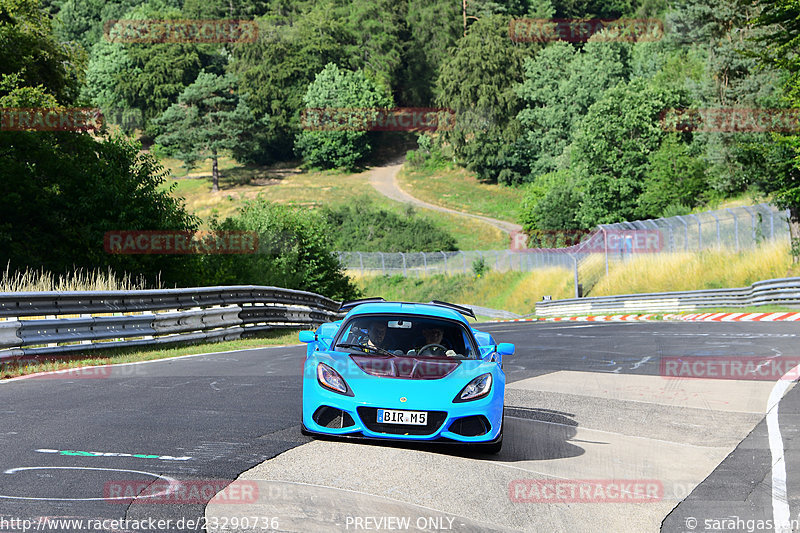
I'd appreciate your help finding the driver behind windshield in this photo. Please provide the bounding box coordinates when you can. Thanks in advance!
[413,325,458,357]
[366,321,387,350]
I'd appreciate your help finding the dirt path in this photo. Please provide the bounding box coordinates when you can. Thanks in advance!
[368,162,523,235]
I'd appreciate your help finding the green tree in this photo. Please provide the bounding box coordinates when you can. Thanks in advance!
[199,199,359,300]
[515,40,630,179]
[751,0,800,260]
[400,0,463,105]
[571,78,686,225]
[1,0,86,105]
[636,134,708,218]
[336,0,404,90]
[434,15,531,183]
[669,0,785,195]
[294,63,393,170]
[96,2,227,131]
[153,72,264,191]
[0,132,199,286]
[518,168,584,238]
[54,0,145,48]
[231,4,349,163]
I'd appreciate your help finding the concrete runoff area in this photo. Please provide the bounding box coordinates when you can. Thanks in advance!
[208,322,796,532]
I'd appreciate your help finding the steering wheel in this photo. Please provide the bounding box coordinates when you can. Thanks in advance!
[418,343,447,356]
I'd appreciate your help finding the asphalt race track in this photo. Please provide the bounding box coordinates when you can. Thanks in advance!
[1,321,799,532]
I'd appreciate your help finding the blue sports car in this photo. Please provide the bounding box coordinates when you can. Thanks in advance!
[298,298,515,453]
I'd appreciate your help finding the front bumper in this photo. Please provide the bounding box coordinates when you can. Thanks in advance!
[301,359,504,444]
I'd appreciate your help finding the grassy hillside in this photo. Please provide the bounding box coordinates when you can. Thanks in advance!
[397,164,524,224]
[162,158,508,250]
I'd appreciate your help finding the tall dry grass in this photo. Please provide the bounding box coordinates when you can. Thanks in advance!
[590,240,792,296]
[0,264,158,292]
[353,241,794,314]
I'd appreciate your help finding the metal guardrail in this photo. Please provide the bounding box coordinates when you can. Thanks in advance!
[535,277,800,316]
[0,286,342,361]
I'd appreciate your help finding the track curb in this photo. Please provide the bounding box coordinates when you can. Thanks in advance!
[484,312,800,323]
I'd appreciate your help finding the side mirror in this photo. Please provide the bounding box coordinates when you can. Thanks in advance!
[299,331,317,343]
[496,343,515,356]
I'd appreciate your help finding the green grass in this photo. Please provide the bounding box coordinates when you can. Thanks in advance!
[163,157,508,250]
[397,163,525,224]
[0,329,303,379]
[353,269,576,315]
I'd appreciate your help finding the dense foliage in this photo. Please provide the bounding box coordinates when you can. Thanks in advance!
[199,200,359,300]
[4,0,800,276]
[322,202,458,252]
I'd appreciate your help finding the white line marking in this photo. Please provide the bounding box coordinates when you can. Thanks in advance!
[0,466,179,501]
[767,365,800,533]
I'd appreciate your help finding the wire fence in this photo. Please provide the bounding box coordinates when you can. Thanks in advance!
[336,203,792,280]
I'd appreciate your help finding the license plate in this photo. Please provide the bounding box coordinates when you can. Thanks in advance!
[377,409,427,425]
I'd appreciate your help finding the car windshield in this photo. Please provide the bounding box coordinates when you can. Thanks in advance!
[336,315,477,359]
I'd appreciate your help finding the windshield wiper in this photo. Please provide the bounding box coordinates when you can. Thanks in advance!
[335,342,396,357]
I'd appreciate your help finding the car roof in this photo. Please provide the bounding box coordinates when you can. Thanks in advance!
[343,302,470,325]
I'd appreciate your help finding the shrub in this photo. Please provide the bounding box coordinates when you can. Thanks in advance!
[322,200,458,252]
[198,199,359,300]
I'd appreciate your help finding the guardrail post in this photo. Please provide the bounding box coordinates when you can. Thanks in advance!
[726,208,739,252]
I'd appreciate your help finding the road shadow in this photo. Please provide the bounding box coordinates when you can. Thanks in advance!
[305,406,585,462]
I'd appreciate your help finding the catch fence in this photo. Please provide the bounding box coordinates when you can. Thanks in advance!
[336,204,792,294]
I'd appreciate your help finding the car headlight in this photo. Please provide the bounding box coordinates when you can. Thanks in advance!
[454,373,492,402]
[317,363,353,396]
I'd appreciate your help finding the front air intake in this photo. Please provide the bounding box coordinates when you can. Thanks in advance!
[448,415,491,437]
[313,406,355,429]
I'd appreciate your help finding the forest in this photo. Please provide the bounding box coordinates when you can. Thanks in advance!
[1,0,798,296]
